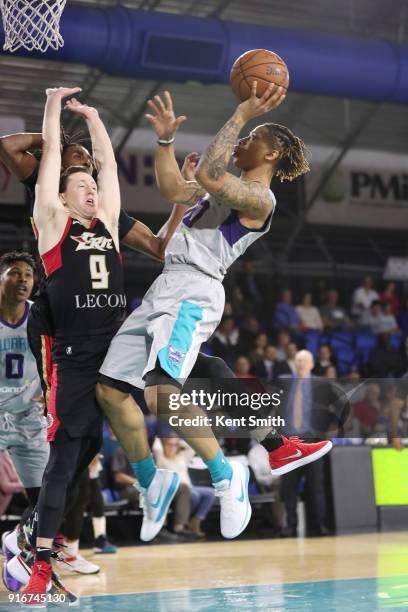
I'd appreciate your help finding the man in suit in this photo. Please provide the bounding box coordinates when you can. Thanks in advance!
[276,350,349,537]
[251,345,278,383]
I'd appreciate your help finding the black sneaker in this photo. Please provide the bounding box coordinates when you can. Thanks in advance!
[93,535,117,554]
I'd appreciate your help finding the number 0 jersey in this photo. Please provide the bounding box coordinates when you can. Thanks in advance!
[0,301,41,415]
[41,216,126,338]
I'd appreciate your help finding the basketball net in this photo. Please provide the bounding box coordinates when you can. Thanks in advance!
[0,0,67,53]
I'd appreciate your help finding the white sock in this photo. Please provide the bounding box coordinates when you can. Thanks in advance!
[65,539,79,557]
[92,516,106,539]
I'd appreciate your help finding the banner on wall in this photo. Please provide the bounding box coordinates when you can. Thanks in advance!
[306,145,408,229]
[0,117,26,205]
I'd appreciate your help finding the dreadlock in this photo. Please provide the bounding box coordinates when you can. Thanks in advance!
[60,125,90,154]
[264,123,310,182]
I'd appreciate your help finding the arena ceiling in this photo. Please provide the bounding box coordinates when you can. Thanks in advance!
[0,0,408,154]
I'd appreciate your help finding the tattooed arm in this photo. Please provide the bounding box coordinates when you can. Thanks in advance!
[195,81,285,220]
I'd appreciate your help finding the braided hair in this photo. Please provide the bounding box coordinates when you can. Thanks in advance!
[263,123,310,182]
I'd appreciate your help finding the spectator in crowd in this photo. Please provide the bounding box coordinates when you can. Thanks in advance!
[275,330,292,361]
[240,260,262,310]
[351,274,379,321]
[313,344,338,376]
[153,437,216,538]
[239,316,261,354]
[397,297,408,337]
[276,350,343,538]
[273,289,301,332]
[367,333,405,378]
[248,333,269,366]
[320,289,350,330]
[210,316,240,363]
[110,446,139,509]
[352,383,382,437]
[233,356,255,378]
[275,342,298,376]
[247,443,283,533]
[366,301,400,335]
[380,281,400,315]
[230,286,252,319]
[251,345,279,383]
[223,301,234,316]
[296,292,324,331]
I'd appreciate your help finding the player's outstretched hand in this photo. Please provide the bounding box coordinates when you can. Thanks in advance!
[46,86,82,100]
[181,152,200,181]
[236,81,286,122]
[145,91,186,140]
[64,98,98,120]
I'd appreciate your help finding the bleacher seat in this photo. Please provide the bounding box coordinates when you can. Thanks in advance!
[389,333,403,350]
[355,332,377,363]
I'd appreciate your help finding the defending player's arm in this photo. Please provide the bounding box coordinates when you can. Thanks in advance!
[195,81,285,220]
[0,132,41,180]
[34,87,81,237]
[64,98,120,244]
[145,92,206,206]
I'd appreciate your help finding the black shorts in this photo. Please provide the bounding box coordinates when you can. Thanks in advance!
[47,334,113,442]
[27,293,55,407]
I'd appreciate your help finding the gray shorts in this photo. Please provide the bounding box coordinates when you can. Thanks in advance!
[0,405,49,488]
[100,269,225,389]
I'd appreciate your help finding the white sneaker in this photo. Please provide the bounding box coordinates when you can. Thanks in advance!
[213,460,252,539]
[7,552,32,585]
[136,469,180,542]
[55,552,100,575]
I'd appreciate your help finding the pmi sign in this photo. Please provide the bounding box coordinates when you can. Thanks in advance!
[306,146,408,229]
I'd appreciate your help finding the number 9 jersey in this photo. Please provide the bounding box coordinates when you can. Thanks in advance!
[40,217,126,338]
[0,301,41,415]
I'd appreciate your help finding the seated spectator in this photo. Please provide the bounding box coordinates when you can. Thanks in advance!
[248,332,269,365]
[110,446,139,508]
[352,383,382,437]
[366,301,400,335]
[223,301,233,316]
[296,292,324,331]
[397,297,408,337]
[230,286,252,319]
[380,281,400,315]
[233,355,255,378]
[247,443,283,533]
[239,316,261,354]
[210,316,240,363]
[153,437,216,537]
[273,289,301,332]
[351,274,379,321]
[275,342,298,376]
[313,344,338,376]
[251,345,278,383]
[275,330,291,361]
[320,289,350,330]
[367,333,405,378]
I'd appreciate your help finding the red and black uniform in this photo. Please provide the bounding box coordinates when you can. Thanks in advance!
[21,167,136,409]
[40,215,126,441]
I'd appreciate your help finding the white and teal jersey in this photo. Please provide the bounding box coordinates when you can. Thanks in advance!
[0,301,41,415]
[164,191,276,281]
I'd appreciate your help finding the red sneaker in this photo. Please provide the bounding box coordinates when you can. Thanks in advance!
[269,437,333,476]
[21,560,51,608]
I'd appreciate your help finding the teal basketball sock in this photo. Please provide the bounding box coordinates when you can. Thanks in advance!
[205,450,233,484]
[130,454,157,489]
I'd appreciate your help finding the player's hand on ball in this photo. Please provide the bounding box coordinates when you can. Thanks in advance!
[237,81,286,122]
[46,86,82,100]
[64,98,98,120]
[145,91,186,140]
[181,152,200,181]
[392,437,404,451]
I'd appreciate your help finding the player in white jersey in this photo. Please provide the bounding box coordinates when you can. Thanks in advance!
[0,251,49,589]
[97,83,331,542]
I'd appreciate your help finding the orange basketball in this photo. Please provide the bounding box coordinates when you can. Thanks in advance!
[230,49,289,102]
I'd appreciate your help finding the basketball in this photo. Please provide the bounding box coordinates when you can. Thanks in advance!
[230,49,289,102]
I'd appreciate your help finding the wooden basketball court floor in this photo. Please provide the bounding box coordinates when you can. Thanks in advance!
[1,532,408,610]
